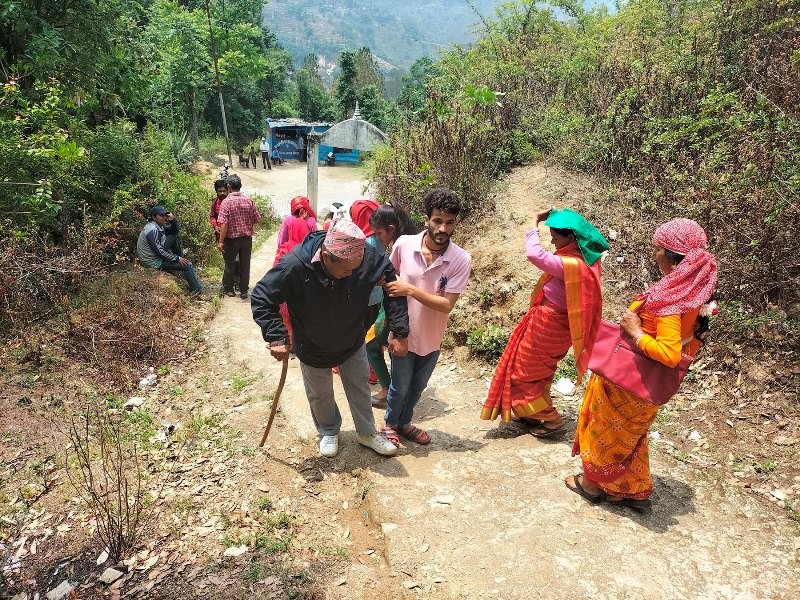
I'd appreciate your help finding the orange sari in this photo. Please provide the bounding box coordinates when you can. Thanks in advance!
[481,244,603,422]
[572,302,700,499]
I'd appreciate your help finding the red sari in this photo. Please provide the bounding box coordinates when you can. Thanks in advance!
[481,243,603,423]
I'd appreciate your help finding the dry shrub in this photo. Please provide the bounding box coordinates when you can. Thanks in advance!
[372,99,499,220]
[66,270,186,376]
[0,233,104,328]
[66,404,154,562]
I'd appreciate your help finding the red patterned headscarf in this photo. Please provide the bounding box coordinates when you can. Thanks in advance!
[641,218,717,316]
[349,199,379,237]
[290,196,315,219]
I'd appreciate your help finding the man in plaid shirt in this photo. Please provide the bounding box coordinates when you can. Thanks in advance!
[217,174,262,299]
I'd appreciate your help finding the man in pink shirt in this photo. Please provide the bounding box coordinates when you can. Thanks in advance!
[382,188,472,445]
[217,174,262,299]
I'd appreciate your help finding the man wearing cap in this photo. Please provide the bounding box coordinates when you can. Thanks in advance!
[251,219,410,458]
[136,206,203,294]
[217,174,262,299]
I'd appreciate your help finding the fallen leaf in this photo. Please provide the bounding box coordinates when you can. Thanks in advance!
[99,567,125,584]
[45,580,74,600]
[96,549,109,565]
[137,555,159,571]
[223,545,248,558]
[771,489,788,501]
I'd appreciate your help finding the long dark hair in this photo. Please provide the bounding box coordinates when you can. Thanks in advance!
[369,203,415,241]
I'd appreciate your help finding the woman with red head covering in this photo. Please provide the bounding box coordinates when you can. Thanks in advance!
[274,197,318,339]
[350,199,379,237]
[277,196,317,251]
[566,218,718,511]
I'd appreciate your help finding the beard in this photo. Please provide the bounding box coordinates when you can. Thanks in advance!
[427,227,451,246]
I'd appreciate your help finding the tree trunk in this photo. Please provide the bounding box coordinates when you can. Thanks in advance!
[189,87,200,152]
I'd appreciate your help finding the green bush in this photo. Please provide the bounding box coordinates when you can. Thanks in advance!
[466,325,509,360]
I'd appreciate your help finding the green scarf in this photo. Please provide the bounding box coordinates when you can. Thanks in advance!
[545,208,609,266]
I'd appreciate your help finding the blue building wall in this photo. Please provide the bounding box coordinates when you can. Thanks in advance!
[318,145,360,163]
[265,120,361,163]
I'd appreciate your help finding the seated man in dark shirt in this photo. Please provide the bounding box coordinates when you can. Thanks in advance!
[136,206,202,294]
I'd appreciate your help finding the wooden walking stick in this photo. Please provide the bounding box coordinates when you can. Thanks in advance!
[259,355,289,447]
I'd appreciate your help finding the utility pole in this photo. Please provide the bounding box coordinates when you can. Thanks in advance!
[204,0,232,167]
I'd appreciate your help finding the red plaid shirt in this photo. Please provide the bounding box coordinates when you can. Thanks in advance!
[218,191,262,238]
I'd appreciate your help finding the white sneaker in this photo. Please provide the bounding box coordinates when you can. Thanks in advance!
[357,432,398,456]
[319,435,339,458]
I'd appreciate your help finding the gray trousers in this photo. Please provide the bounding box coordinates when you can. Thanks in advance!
[299,345,376,437]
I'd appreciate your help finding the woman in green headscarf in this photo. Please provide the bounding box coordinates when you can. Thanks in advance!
[480,208,608,437]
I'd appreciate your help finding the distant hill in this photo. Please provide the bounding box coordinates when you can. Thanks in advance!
[263,0,509,71]
[263,1,615,75]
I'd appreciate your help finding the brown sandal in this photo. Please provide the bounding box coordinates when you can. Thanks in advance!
[565,474,606,504]
[398,424,431,445]
[529,419,566,438]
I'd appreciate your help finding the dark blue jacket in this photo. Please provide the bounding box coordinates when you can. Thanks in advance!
[251,230,409,368]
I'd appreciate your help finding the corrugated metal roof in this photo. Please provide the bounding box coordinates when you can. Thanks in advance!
[266,118,331,128]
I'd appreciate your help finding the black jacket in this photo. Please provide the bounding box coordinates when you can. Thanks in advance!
[251,230,409,368]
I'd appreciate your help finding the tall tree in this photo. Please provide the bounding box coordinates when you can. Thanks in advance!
[335,50,358,120]
[296,54,335,121]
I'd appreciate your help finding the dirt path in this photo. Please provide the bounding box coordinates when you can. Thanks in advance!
[222,160,370,216]
[203,165,800,599]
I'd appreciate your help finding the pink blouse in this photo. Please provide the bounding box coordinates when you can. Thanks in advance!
[525,227,566,308]
[277,215,317,248]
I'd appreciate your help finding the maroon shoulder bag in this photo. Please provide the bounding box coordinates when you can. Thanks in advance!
[587,308,692,405]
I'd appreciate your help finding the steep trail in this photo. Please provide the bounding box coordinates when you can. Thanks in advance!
[203,164,800,599]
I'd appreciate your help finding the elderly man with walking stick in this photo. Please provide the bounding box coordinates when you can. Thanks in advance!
[251,220,409,457]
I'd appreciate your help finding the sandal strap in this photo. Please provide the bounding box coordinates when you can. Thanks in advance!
[400,424,431,444]
[380,426,400,447]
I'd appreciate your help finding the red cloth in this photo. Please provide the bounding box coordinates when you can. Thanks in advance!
[290,196,315,219]
[218,192,261,238]
[274,215,314,266]
[349,199,379,237]
[480,243,603,422]
[643,218,717,316]
[209,197,223,228]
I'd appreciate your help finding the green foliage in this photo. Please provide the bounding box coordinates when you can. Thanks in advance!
[335,50,359,120]
[230,373,257,393]
[372,0,800,313]
[554,354,577,382]
[466,325,509,359]
[296,54,336,121]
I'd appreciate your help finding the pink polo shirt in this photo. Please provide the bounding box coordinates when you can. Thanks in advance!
[390,232,472,356]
